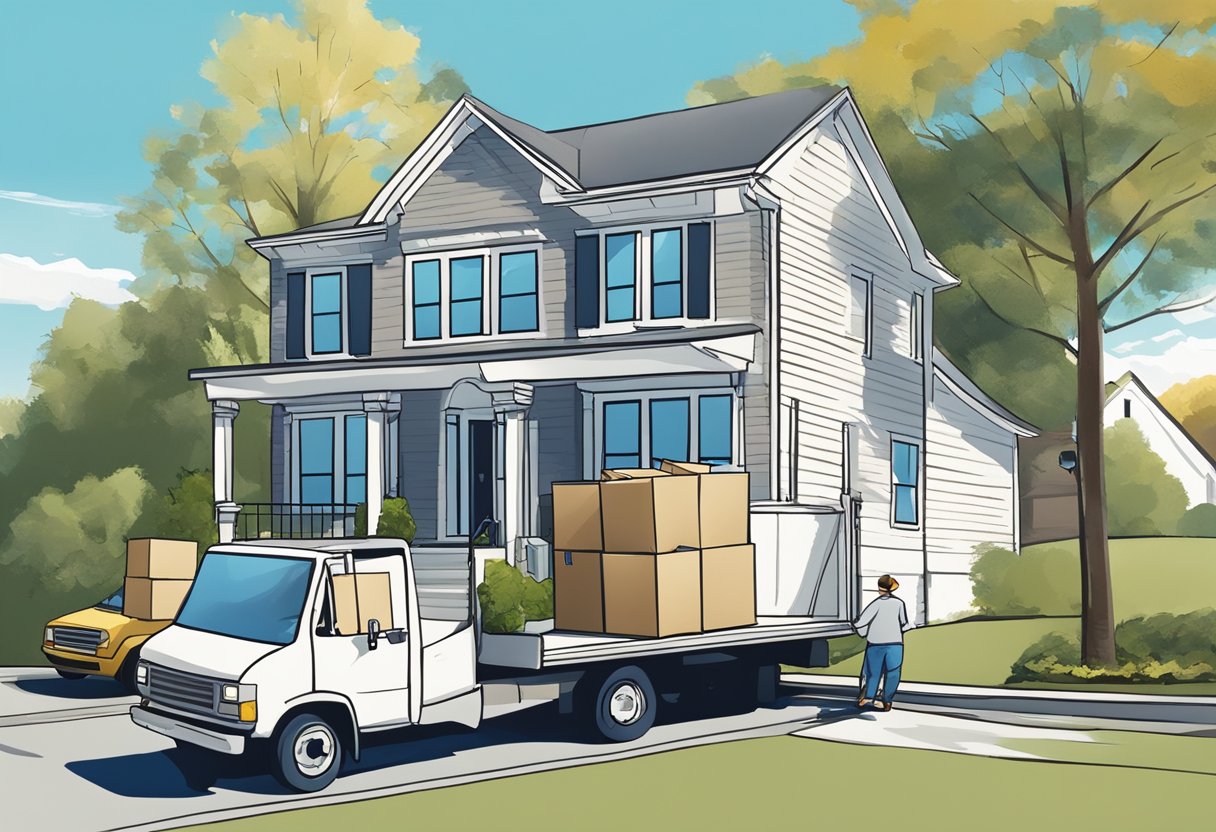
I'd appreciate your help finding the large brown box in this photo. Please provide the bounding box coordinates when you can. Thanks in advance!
[126,538,198,580]
[600,472,700,553]
[552,482,603,552]
[332,572,394,636]
[123,577,192,621]
[700,544,757,631]
[659,461,750,548]
[554,550,604,633]
[602,549,702,638]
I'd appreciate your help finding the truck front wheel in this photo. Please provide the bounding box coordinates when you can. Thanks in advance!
[273,713,343,792]
[588,665,657,743]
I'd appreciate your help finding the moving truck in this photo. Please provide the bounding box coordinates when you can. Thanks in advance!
[131,531,854,792]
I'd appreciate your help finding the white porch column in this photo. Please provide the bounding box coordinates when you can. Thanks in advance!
[500,408,527,560]
[212,399,240,543]
[363,393,393,536]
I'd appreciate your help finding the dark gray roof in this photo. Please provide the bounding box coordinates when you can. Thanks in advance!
[472,86,842,190]
[288,214,361,234]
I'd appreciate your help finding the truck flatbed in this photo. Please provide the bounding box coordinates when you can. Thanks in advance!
[479,616,852,670]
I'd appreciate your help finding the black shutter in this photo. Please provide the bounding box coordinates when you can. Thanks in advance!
[286,271,305,359]
[575,234,600,329]
[687,222,711,319]
[346,263,373,357]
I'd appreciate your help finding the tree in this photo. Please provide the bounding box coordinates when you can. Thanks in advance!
[1104,419,1188,535]
[1161,374,1216,459]
[692,1,1216,666]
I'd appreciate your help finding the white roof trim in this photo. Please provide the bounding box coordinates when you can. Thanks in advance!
[247,223,386,257]
[933,350,1037,437]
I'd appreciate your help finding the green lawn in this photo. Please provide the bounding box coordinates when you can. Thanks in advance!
[185,733,1216,832]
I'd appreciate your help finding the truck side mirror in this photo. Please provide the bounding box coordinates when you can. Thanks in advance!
[367,618,380,651]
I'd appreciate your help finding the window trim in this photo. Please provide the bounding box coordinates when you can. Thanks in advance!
[497,249,541,334]
[305,266,349,359]
[889,435,923,530]
[593,387,738,476]
[848,272,873,358]
[292,411,368,506]
[403,242,543,344]
[603,399,643,469]
[577,220,714,332]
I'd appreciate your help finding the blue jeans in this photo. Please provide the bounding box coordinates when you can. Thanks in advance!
[861,643,903,703]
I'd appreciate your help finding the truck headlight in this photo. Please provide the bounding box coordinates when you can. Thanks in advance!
[44,627,54,645]
[221,684,239,702]
[136,662,148,686]
[218,683,257,720]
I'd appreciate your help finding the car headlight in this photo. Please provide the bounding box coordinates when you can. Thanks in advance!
[221,684,239,702]
[97,634,110,649]
[44,627,54,645]
[136,662,148,685]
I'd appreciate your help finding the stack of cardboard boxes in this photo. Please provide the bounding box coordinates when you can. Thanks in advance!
[552,461,755,638]
[123,538,198,621]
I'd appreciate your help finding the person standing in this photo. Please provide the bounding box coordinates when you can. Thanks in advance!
[853,574,910,710]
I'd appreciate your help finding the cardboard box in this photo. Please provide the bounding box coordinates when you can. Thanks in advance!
[600,472,700,553]
[602,549,702,638]
[332,572,394,636]
[658,462,750,548]
[554,550,604,633]
[701,544,757,631]
[601,468,669,481]
[126,538,198,580]
[123,577,192,621]
[552,482,603,552]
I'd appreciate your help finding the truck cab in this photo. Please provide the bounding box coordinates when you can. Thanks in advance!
[131,539,481,791]
[43,587,169,689]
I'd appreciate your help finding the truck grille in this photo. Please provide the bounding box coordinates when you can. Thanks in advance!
[148,665,217,715]
[52,626,104,654]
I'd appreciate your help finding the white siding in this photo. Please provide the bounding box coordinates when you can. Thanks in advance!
[926,373,1018,620]
[765,117,933,622]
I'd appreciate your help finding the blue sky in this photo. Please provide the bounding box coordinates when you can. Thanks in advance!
[0,0,1210,399]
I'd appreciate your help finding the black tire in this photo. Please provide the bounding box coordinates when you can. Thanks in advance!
[116,650,140,693]
[587,665,657,743]
[55,669,86,681]
[170,742,218,791]
[272,713,343,793]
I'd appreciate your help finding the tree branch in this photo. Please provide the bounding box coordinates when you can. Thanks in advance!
[1091,200,1151,279]
[1095,182,1216,275]
[969,193,1074,266]
[971,114,1067,223]
[1103,293,1214,334]
[1087,138,1164,209]
[1097,234,1164,314]
[972,279,1072,348]
[1129,21,1179,67]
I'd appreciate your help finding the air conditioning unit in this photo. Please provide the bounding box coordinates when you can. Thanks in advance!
[518,537,553,583]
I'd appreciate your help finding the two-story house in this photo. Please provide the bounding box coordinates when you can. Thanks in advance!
[191,87,1033,624]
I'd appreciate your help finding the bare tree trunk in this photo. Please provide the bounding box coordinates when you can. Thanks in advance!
[1074,273,1117,667]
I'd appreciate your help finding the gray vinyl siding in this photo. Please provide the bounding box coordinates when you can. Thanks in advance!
[268,259,287,363]
[398,389,443,541]
[270,404,285,503]
[529,383,582,542]
[766,117,930,614]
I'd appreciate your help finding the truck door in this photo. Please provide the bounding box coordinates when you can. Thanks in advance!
[312,553,411,729]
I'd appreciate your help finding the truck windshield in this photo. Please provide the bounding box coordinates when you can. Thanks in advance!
[96,587,123,612]
[176,552,314,645]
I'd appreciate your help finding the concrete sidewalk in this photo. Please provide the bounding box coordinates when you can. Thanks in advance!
[0,666,134,726]
[783,673,1216,735]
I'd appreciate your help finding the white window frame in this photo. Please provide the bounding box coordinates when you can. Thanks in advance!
[910,291,924,362]
[577,220,715,333]
[403,243,543,344]
[591,387,739,477]
[439,406,501,541]
[889,434,923,530]
[305,266,349,359]
[848,271,873,358]
[290,410,368,506]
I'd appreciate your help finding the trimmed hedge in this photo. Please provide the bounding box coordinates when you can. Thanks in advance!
[477,559,553,634]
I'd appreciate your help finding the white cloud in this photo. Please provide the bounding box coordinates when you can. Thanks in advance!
[1150,328,1185,343]
[1112,339,1145,355]
[0,254,137,311]
[0,189,119,218]
[1106,336,1216,396]
[1173,299,1216,326]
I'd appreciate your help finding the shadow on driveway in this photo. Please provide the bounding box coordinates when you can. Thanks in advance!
[12,676,130,700]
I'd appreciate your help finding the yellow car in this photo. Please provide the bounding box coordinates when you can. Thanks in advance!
[43,587,171,691]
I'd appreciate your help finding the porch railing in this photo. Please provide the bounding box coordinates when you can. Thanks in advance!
[235,503,360,541]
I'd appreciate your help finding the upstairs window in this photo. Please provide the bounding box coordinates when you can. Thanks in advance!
[605,233,638,323]
[449,256,485,337]
[405,245,541,341]
[849,273,872,356]
[411,260,441,340]
[499,250,539,333]
[891,438,920,527]
[910,292,923,361]
[651,228,684,319]
[310,273,343,355]
[285,264,371,360]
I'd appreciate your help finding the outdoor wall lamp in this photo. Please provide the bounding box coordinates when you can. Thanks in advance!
[1058,450,1078,473]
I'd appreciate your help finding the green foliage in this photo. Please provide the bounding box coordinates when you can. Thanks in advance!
[1104,419,1188,536]
[970,544,1081,616]
[354,497,416,541]
[1009,609,1216,684]
[477,559,553,634]
[133,469,219,552]
[1161,374,1216,460]
[1178,504,1216,537]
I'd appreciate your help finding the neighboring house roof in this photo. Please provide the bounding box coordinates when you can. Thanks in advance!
[1105,371,1216,471]
[932,347,1038,437]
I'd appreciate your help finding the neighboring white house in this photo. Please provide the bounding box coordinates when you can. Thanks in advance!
[1104,371,1216,507]
[190,87,1030,627]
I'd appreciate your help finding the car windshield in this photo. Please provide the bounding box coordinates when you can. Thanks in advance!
[96,587,123,612]
[176,552,314,645]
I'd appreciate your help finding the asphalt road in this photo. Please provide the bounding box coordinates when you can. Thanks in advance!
[0,668,857,832]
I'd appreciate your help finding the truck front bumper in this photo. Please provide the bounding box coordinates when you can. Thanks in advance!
[130,706,246,755]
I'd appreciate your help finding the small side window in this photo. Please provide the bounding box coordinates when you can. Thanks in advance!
[849,274,871,356]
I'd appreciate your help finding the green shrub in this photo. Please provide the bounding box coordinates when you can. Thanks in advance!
[1007,608,1216,684]
[1105,419,1189,536]
[353,497,417,542]
[477,559,553,634]
[970,543,1080,616]
[1178,503,1216,537]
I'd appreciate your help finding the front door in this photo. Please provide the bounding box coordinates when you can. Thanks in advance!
[468,419,495,543]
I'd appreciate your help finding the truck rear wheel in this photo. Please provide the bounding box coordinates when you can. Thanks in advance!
[273,713,343,792]
[55,669,86,681]
[588,665,657,743]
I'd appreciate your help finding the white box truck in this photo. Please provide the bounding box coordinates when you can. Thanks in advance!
[131,505,855,792]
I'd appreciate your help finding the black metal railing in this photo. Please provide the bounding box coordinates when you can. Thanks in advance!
[235,503,360,540]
